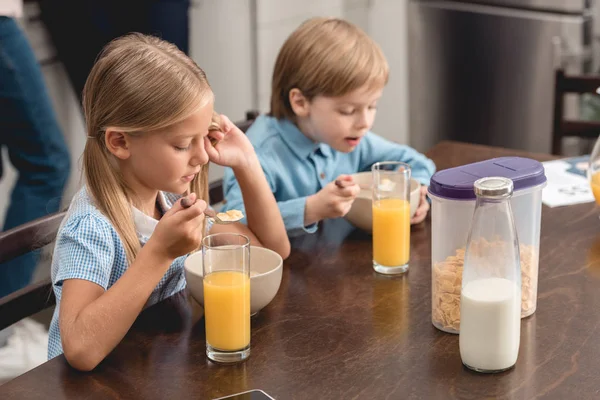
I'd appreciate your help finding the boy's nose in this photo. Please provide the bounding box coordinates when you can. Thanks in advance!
[355,112,369,130]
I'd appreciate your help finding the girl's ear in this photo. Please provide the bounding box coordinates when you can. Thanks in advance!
[105,128,131,160]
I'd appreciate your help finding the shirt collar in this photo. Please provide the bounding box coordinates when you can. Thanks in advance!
[275,118,333,159]
[132,191,169,243]
[316,143,332,158]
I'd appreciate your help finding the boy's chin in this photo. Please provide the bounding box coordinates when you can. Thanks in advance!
[330,141,359,153]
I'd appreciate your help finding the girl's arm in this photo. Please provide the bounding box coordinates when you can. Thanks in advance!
[59,244,171,371]
[210,154,291,259]
[60,197,206,371]
[207,115,290,259]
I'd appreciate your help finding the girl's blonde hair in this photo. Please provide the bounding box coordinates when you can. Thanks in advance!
[270,17,389,121]
[82,33,214,264]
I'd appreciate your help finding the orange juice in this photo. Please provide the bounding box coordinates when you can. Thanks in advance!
[591,172,600,205]
[373,198,410,266]
[203,271,250,351]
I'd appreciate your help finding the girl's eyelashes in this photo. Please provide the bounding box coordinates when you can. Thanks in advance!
[174,144,191,152]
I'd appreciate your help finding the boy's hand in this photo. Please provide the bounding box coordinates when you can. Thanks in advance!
[147,193,207,261]
[410,186,430,225]
[305,175,360,226]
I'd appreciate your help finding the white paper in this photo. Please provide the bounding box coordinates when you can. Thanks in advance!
[541,156,595,208]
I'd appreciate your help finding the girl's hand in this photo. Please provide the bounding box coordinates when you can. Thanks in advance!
[410,186,430,225]
[205,114,256,170]
[147,193,207,261]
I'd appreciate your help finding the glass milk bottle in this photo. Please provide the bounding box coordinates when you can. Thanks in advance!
[459,177,521,373]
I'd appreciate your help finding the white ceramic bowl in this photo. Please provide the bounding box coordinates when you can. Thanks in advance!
[184,246,283,315]
[345,172,421,232]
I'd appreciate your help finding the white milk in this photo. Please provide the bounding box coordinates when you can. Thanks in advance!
[459,277,521,372]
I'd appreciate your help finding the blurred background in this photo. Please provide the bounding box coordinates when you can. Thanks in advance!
[0,0,411,227]
[2,0,600,227]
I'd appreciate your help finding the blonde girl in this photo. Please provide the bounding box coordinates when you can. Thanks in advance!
[47,33,289,370]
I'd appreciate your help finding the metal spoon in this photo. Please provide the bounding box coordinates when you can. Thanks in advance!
[204,208,242,225]
[335,179,370,191]
[180,193,242,224]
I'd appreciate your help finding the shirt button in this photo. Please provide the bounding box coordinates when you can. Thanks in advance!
[320,172,325,179]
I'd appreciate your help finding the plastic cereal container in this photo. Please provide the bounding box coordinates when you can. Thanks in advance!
[428,157,547,334]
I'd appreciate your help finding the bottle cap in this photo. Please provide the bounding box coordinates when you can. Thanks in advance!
[474,177,514,198]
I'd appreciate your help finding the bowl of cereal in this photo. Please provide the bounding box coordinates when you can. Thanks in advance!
[344,172,421,232]
[184,246,283,315]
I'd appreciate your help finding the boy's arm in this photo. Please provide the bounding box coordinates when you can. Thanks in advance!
[222,164,318,236]
[358,133,436,185]
[279,196,318,235]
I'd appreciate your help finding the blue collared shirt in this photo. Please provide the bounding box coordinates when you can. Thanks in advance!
[222,115,436,235]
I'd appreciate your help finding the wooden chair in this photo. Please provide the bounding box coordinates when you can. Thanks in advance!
[552,69,600,155]
[0,110,259,330]
[0,211,66,330]
[235,110,259,134]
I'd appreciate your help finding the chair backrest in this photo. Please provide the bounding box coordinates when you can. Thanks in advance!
[208,110,259,205]
[236,110,260,134]
[0,211,66,330]
[552,69,600,155]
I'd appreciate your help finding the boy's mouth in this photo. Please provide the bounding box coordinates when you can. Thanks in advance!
[344,136,362,147]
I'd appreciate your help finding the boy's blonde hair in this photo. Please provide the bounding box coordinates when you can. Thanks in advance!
[270,17,389,121]
[82,33,214,264]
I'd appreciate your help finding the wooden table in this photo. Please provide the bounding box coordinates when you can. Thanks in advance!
[3,141,600,399]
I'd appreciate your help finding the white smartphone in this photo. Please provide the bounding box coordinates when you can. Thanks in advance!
[213,389,276,400]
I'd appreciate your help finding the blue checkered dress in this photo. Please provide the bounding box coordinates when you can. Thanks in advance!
[47,187,212,359]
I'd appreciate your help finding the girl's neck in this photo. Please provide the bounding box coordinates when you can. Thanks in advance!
[119,166,161,219]
[132,188,161,219]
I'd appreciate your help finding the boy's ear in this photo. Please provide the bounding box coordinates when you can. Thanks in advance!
[289,88,310,117]
[105,128,131,160]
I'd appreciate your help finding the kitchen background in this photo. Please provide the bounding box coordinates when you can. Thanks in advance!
[2,0,600,228]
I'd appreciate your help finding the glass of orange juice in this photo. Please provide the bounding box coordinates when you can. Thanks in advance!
[372,161,411,275]
[202,233,251,363]
[589,136,600,206]
[371,161,410,275]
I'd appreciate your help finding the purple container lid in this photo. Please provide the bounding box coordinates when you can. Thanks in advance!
[429,157,547,200]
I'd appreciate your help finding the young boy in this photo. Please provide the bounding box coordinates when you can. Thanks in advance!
[222,17,435,236]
